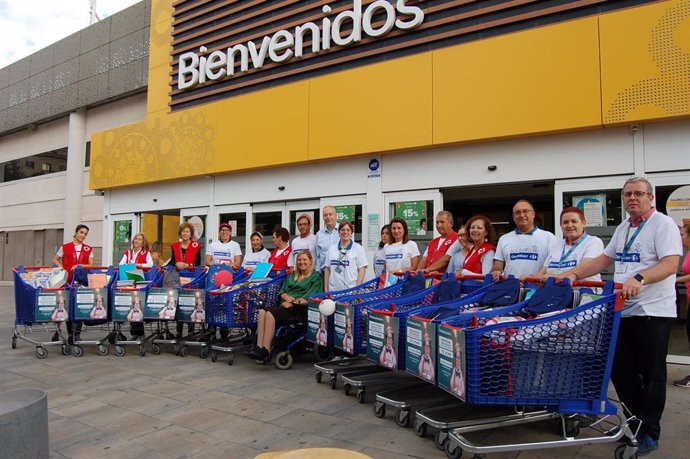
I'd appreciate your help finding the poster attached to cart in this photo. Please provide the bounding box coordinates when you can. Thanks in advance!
[334,303,355,354]
[307,301,329,346]
[145,288,177,321]
[178,289,205,323]
[437,326,466,401]
[35,290,70,323]
[112,290,145,322]
[406,318,437,383]
[367,314,399,370]
[74,288,108,321]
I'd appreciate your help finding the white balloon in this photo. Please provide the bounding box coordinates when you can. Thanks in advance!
[319,299,336,316]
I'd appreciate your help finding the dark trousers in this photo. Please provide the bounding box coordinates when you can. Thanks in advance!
[611,316,674,441]
[66,321,82,336]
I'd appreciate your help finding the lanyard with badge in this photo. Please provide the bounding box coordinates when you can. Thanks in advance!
[616,221,646,273]
[335,241,353,274]
[557,233,588,270]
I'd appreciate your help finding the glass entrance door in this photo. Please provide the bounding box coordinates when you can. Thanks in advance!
[110,213,138,265]
[215,204,251,255]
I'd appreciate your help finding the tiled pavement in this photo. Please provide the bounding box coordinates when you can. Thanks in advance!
[1,284,688,459]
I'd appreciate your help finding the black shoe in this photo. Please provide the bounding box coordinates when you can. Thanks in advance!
[118,333,127,342]
[74,333,81,343]
[51,332,60,342]
[67,335,75,345]
[253,347,270,363]
[244,347,259,359]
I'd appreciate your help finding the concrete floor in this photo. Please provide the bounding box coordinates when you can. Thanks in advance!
[1,284,688,459]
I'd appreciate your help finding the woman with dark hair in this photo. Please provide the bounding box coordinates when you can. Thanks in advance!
[373,225,391,277]
[458,215,496,276]
[269,227,292,271]
[167,222,201,271]
[247,251,323,362]
[535,206,603,281]
[241,231,271,270]
[323,221,368,291]
[384,217,419,272]
[52,224,94,343]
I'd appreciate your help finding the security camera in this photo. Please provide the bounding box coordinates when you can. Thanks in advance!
[488,165,497,171]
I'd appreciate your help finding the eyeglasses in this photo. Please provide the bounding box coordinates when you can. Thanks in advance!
[513,209,533,216]
[622,191,650,198]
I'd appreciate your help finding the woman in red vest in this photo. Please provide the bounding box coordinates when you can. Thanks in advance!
[460,215,497,275]
[167,222,202,339]
[119,233,153,267]
[269,227,292,272]
[52,224,94,343]
[168,222,201,271]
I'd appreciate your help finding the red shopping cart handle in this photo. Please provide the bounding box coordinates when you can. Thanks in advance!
[522,276,623,290]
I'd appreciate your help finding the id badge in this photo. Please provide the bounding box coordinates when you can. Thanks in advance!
[615,263,627,274]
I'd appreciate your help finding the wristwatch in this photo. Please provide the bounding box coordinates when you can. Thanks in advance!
[634,273,646,285]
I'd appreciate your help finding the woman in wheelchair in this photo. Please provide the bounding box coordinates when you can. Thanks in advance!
[246,251,323,362]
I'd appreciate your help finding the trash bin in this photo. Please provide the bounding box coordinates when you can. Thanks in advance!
[0,388,49,458]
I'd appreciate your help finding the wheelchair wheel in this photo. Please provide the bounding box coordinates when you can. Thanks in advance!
[274,351,293,370]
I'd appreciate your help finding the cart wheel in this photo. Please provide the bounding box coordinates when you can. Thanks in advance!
[556,417,580,438]
[614,444,638,459]
[344,384,352,396]
[396,410,410,428]
[62,344,71,356]
[373,402,385,418]
[329,375,337,390]
[414,420,427,438]
[115,345,126,357]
[313,344,333,361]
[36,347,48,359]
[315,371,322,383]
[211,350,218,362]
[445,439,462,459]
[356,390,366,404]
[138,345,146,357]
[98,344,109,356]
[275,351,293,370]
[12,335,17,349]
[151,343,161,355]
[72,345,84,358]
[228,355,234,366]
[435,431,448,450]
[179,346,189,357]
[200,347,209,359]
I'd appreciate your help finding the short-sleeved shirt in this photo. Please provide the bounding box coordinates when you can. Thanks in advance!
[603,211,682,317]
[290,234,317,266]
[494,228,556,278]
[316,226,340,271]
[384,241,420,272]
[206,240,242,265]
[324,242,368,291]
[543,234,604,281]
[241,248,271,269]
[374,246,387,277]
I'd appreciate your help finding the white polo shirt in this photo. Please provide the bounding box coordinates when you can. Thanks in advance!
[206,240,242,265]
[543,234,604,281]
[604,211,682,317]
[384,240,420,272]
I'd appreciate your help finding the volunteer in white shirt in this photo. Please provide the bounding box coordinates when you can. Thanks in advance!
[290,214,317,265]
[241,232,271,271]
[205,223,242,269]
[324,221,368,291]
[384,217,420,272]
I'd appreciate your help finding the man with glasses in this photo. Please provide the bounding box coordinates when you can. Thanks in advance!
[316,205,339,272]
[491,199,556,281]
[560,177,681,456]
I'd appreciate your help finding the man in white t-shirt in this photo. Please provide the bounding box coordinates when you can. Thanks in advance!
[290,214,317,266]
[205,223,242,269]
[491,199,556,281]
[562,177,682,455]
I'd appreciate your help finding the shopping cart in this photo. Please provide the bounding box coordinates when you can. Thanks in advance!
[12,266,72,358]
[69,265,118,357]
[206,272,288,365]
[313,272,427,388]
[109,267,164,357]
[434,280,638,459]
[175,268,211,358]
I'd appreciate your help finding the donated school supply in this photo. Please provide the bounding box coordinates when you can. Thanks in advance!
[18,267,67,289]
[248,262,273,281]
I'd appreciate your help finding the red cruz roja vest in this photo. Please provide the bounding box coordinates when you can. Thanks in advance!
[123,249,151,264]
[463,242,496,275]
[425,232,458,272]
[171,241,201,267]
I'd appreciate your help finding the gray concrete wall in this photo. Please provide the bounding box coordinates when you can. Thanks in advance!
[0,0,150,136]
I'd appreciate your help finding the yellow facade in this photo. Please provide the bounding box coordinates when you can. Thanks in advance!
[90,0,690,190]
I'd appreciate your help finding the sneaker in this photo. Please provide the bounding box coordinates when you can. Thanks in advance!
[673,375,690,388]
[51,332,60,342]
[637,435,658,456]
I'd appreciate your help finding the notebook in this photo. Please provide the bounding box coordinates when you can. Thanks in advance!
[249,262,273,281]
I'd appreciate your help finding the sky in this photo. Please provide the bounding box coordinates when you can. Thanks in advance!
[0,0,142,69]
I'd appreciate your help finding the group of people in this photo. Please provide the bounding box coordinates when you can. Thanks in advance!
[51,178,688,456]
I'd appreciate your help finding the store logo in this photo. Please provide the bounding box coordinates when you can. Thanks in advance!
[177,0,425,90]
